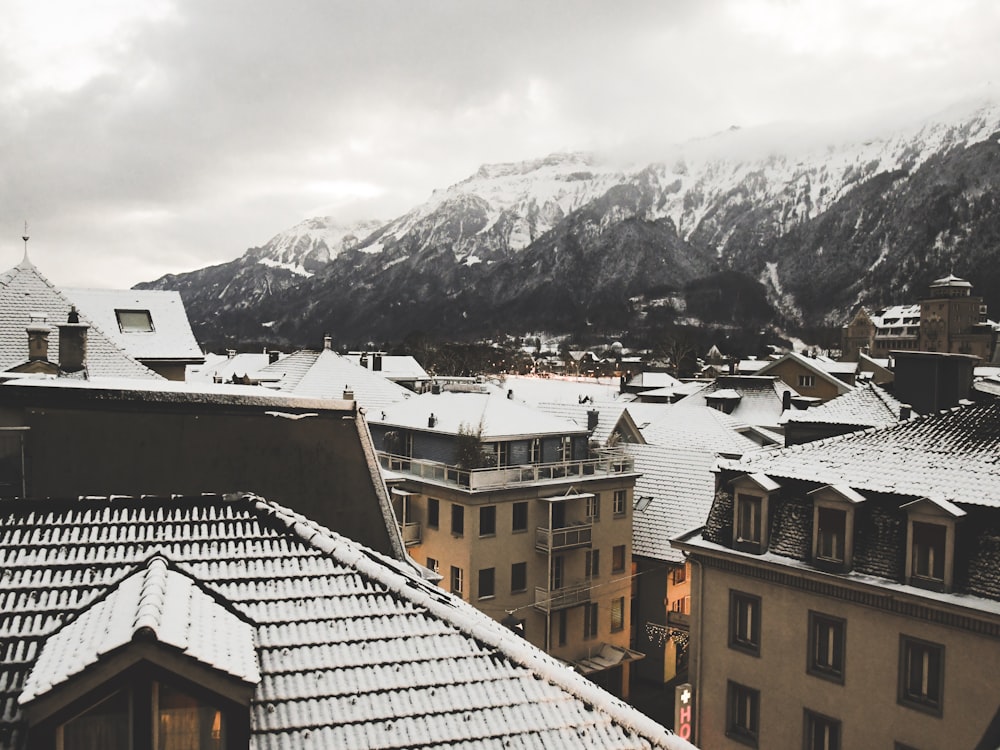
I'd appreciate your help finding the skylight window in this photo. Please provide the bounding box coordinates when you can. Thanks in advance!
[116,309,154,333]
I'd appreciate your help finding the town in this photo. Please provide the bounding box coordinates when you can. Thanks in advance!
[2,242,999,749]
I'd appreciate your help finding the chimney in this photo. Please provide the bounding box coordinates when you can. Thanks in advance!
[226,348,236,359]
[360,352,369,368]
[431,382,441,395]
[323,335,332,351]
[343,386,354,400]
[782,390,792,412]
[268,350,280,364]
[26,315,52,362]
[428,413,437,428]
[57,307,88,374]
[587,409,599,431]
[899,404,912,420]
[373,353,383,371]
[507,389,514,400]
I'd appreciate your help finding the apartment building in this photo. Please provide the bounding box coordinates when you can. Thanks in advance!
[368,386,643,696]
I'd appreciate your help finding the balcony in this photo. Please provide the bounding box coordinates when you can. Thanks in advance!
[667,610,690,630]
[533,581,591,613]
[377,448,634,492]
[399,521,421,547]
[535,522,592,552]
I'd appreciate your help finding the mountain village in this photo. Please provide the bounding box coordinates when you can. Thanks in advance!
[4,101,1000,750]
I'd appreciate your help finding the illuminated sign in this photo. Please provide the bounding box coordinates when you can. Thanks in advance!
[674,682,694,742]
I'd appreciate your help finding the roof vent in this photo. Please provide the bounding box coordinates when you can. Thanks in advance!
[587,409,599,431]
[428,413,437,428]
[343,386,354,400]
[360,352,369,368]
[899,404,912,420]
[323,335,332,351]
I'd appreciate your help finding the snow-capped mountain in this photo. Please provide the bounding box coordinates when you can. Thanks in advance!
[139,98,1000,349]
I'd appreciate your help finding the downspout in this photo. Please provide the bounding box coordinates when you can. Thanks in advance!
[687,551,706,747]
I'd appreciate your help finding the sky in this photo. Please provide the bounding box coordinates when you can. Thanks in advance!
[1,0,998,288]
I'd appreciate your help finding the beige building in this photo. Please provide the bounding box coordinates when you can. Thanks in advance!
[673,400,1000,749]
[369,387,643,696]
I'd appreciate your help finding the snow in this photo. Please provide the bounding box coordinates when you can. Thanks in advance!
[258,257,313,277]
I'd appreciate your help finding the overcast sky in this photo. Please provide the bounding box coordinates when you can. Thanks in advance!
[2,0,997,288]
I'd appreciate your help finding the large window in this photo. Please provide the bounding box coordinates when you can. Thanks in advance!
[729,591,761,656]
[803,709,840,750]
[798,374,816,388]
[479,505,496,536]
[899,636,944,715]
[726,681,760,747]
[451,504,464,536]
[478,568,495,599]
[510,562,527,593]
[512,501,528,533]
[807,612,845,682]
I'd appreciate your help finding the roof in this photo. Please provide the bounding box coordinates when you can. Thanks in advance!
[674,376,796,429]
[257,348,413,410]
[342,353,429,381]
[0,258,159,379]
[781,382,907,427]
[534,400,640,445]
[718,400,1000,507]
[641,404,762,456]
[64,288,204,362]
[0,493,689,750]
[186,352,278,383]
[625,372,681,390]
[493,374,627,405]
[755,352,855,393]
[373,391,586,441]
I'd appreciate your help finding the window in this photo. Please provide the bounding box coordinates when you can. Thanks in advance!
[612,545,626,573]
[512,501,528,533]
[815,507,847,564]
[478,568,495,599]
[586,549,600,579]
[611,597,625,632]
[451,503,464,536]
[726,681,760,747]
[511,562,527,593]
[586,493,601,521]
[809,485,863,572]
[731,474,778,553]
[807,612,845,682]
[57,680,229,750]
[672,565,687,585]
[115,309,154,333]
[803,709,841,750]
[736,494,762,546]
[899,636,944,715]
[557,610,567,646]
[529,438,541,464]
[613,489,627,516]
[583,602,598,639]
[550,556,564,590]
[479,505,496,536]
[729,591,761,655]
[426,557,439,574]
[427,498,439,529]
[911,522,946,583]
[798,374,816,388]
[450,566,464,596]
[559,436,572,462]
[495,442,509,467]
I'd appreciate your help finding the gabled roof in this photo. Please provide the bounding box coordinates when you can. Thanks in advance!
[781,382,908,427]
[625,371,681,390]
[186,352,277,383]
[755,352,855,393]
[494,374,627,405]
[63,288,203,363]
[342,353,429,381]
[641,404,762,456]
[0,493,688,750]
[257,348,413,410]
[535,400,645,445]
[373,391,586,441]
[0,258,159,379]
[675,376,796,429]
[719,400,1000,507]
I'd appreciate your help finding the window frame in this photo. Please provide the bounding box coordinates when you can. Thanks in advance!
[726,680,760,747]
[610,596,625,633]
[613,489,627,517]
[806,611,845,683]
[427,498,439,529]
[729,590,761,656]
[115,308,155,333]
[511,501,528,533]
[730,474,779,554]
[479,505,496,537]
[798,374,816,388]
[477,567,495,600]
[808,485,864,573]
[426,557,439,575]
[902,497,962,593]
[450,566,464,597]
[803,708,841,750]
[612,544,626,574]
[898,635,944,716]
[586,493,600,521]
[510,561,527,593]
[583,601,598,640]
[451,503,464,536]
[585,549,600,579]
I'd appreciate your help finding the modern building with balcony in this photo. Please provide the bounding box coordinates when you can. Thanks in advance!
[368,386,644,697]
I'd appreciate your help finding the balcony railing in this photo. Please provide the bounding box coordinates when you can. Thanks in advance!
[399,521,421,547]
[533,581,592,613]
[377,448,633,492]
[535,522,592,552]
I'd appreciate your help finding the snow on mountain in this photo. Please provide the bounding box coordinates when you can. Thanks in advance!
[251,217,385,274]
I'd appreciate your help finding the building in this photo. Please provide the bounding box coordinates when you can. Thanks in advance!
[342,350,430,391]
[754,352,856,403]
[368,387,644,697]
[673,399,1000,749]
[781,381,909,446]
[673,376,798,435]
[841,274,999,362]
[0,491,693,750]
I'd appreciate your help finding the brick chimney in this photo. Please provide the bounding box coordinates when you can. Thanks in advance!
[372,353,382,371]
[26,314,52,362]
[57,306,89,373]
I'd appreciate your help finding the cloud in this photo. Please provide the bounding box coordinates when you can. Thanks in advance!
[0,0,997,289]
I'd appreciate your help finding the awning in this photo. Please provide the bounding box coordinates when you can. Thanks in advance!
[571,643,645,675]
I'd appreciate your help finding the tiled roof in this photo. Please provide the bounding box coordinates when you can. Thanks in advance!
[755,352,855,392]
[342,353,429,381]
[63,288,204,362]
[374,391,586,440]
[258,349,413,410]
[186,352,278,383]
[719,400,1000,507]
[642,404,763,456]
[535,400,631,444]
[492,375,627,405]
[0,259,159,379]
[0,494,688,750]
[781,382,906,427]
[676,376,795,429]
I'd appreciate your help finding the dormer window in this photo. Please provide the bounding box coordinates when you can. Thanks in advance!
[730,473,780,554]
[809,484,865,573]
[115,308,154,333]
[901,497,965,593]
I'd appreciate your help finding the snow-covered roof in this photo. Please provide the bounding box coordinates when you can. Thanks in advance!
[493,374,626,405]
[641,404,762,457]
[0,258,159,379]
[373,390,586,441]
[64,288,203,362]
[625,371,682,390]
[781,382,907,427]
[755,352,855,392]
[0,493,690,750]
[534,400,641,445]
[342,352,429,381]
[675,376,796,429]
[186,351,278,383]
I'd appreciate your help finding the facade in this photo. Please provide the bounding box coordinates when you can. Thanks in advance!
[841,275,998,362]
[0,492,692,750]
[754,352,856,403]
[673,400,1000,749]
[368,388,643,696]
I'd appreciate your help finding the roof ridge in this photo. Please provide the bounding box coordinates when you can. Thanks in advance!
[133,556,170,634]
[250,493,684,749]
